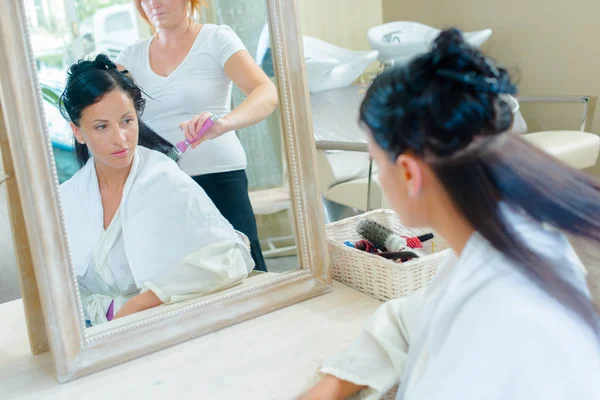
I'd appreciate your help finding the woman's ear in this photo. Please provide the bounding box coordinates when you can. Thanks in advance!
[397,154,423,198]
[70,122,85,144]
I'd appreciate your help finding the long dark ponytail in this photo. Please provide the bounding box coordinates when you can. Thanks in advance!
[360,28,600,334]
[59,54,173,166]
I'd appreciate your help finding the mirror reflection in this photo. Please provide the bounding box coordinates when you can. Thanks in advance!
[25,0,300,327]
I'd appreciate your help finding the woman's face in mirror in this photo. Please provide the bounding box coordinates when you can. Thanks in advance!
[140,0,189,30]
[71,90,139,171]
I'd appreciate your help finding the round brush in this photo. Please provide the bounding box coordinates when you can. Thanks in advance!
[357,219,407,252]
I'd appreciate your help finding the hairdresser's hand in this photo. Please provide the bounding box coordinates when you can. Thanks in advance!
[179,112,233,149]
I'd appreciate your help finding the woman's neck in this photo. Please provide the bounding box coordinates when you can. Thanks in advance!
[154,22,200,46]
[429,197,476,256]
[95,161,132,193]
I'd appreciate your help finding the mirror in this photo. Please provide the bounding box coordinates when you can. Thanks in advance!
[24,0,300,328]
[0,0,328,381]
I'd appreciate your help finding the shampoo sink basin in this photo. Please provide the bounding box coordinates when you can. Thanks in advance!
[303,36,378,93]
[368,22,492,66]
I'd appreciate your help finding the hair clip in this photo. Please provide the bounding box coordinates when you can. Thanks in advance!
[436,69,516,95]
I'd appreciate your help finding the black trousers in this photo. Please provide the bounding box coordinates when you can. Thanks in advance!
[192,170,267,272]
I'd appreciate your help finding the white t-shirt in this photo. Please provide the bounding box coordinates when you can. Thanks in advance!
[115,24,248,176]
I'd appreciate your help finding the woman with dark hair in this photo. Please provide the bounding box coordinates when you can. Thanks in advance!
[302,29,600,399]
[59,54,254,326]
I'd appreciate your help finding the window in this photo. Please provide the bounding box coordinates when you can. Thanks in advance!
[104,11,133,33]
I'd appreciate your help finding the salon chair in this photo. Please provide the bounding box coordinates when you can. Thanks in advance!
[317,95,600,213]
[248,186,297,258]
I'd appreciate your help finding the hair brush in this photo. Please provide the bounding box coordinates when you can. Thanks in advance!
[357,219,433,251]
[166,115,219,162]
[357,219,407,251]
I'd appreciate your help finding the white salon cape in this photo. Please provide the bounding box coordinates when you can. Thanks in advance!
[321,205,600,399]
[60,147,254,326]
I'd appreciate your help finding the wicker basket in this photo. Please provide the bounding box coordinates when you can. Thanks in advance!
[326,209,451,302]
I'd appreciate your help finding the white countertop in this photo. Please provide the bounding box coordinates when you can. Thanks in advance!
[1,281,381,400]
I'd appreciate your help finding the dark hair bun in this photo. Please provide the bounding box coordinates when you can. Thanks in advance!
[92,54,117,71]
[431,28,471,65]
[360,28,517,159]
[67,54,117,80]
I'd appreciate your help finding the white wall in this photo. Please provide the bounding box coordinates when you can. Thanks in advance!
[298,0,383,50]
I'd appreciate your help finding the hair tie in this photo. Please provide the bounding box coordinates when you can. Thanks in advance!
[92,58,116,71]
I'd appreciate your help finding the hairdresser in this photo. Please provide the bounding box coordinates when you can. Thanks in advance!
[115,0,278,272]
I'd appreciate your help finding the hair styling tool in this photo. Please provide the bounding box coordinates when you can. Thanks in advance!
[354,239,378,253]
[377,251,420,260]
[106,299,115,321]
[166,114,219,162]
[357,219,407,251]
[406,233,434,249]
[357,219,434,251]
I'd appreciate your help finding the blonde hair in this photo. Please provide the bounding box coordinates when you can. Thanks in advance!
[134,0,207,32]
